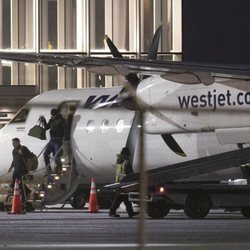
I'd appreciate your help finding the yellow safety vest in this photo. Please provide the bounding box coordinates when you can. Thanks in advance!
[115,159,129,182]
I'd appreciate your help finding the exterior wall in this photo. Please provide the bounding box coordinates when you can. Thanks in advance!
[0,0,181,90]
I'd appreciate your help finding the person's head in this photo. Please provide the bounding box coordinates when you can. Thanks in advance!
[121,147,130,157]
[12,138,20,148]
[50,108,59,118]
[69,105,76,114]
[125,73,140,89]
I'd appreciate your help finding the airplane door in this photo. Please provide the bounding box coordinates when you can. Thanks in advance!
[57,101,80,163]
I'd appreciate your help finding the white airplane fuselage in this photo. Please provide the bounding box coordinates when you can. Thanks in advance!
[0,75,250,185]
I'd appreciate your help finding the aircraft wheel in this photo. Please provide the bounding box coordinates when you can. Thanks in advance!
[184,191,211,219]
[147,200,170,219]
[70,192,87,209]
[241,207,250,218]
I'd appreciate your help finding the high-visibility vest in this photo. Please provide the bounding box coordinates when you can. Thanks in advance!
[115,159,129,182]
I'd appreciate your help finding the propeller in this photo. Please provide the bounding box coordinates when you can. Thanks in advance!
[161,134,186,157]
[104,35,123,58]
[102,26,186,163]
[148,25,162,60]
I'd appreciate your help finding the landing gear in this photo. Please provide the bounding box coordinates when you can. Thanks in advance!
[147,200,170,219]
[184,191,211,219]
[70,192,87,209]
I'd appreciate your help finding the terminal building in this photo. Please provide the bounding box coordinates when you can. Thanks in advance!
[0,0,249,125]
[0,0,182,125]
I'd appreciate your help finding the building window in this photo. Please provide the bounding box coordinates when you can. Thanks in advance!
[0,61,11,85]
[41,0,58,50]
[141,0,174,57]
[90,0,135,53]
[41,0,77,51]
[0,0,11,49]
[40,65,58,92]
[0,0,34,50]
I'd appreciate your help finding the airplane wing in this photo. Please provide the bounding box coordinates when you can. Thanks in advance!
[0,52,250,79]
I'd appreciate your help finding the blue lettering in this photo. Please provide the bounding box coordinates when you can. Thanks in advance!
[178,96,191,109]
[84,94,119,108]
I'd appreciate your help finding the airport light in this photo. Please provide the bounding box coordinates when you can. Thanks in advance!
[62,167,67,172]
[159,186,165,193]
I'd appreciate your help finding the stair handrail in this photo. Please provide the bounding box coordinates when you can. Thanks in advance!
[30,143,64,175]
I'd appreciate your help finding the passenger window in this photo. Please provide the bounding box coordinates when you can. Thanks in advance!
[101,120,109,133]
[116,119,124,133]
[86,120,95,134]
[9,108,29,124]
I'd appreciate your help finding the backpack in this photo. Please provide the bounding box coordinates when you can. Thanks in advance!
[25,152,38,172]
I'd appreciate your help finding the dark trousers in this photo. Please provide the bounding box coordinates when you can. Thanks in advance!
[44,138,63,178]
[110,193,134,216]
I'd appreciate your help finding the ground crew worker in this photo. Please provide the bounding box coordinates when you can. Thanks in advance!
[109,147,139,218]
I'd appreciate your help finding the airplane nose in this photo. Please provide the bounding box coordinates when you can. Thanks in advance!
[0,128,14,176]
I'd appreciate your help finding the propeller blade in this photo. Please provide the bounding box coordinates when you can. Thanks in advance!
[125,111,141,166]
[148,25,162,60]
[104,35,123,58]
[161,134,186,157]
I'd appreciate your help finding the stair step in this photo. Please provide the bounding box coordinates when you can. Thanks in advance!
[43,162,79,205]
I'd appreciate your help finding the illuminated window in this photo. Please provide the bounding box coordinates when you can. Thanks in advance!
[86,120,95,134]
[41,0,77,50]
[101,120,109,133]
[116,119,124,133]
[141,0,176,57]
[90,0,135,52]
[0,0,34,50]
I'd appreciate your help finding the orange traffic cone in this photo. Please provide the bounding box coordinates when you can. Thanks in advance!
[88,178,99,213]
[9,179,25,214]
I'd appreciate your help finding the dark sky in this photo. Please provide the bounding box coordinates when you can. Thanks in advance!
[182,0,250,64]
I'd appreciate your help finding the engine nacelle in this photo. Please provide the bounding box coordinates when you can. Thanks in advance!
[136,75,250,135]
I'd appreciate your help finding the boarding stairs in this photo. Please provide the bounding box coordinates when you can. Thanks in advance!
[42,161,80,205]
[24,144,81,208]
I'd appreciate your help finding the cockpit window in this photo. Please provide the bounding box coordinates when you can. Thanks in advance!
[9,108,29,123]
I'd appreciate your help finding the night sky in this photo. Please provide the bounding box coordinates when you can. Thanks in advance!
[182,0,250,64]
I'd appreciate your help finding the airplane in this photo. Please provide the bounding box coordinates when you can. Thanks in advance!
[0,26,250,216]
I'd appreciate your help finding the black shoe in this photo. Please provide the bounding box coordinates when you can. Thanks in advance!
[128,211,139,218]
[109,212,120,218]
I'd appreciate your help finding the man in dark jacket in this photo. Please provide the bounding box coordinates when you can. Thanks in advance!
[8,138,31,201]
[39,108,66,181]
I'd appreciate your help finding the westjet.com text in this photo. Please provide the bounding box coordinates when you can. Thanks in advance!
[178,89,250,111]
